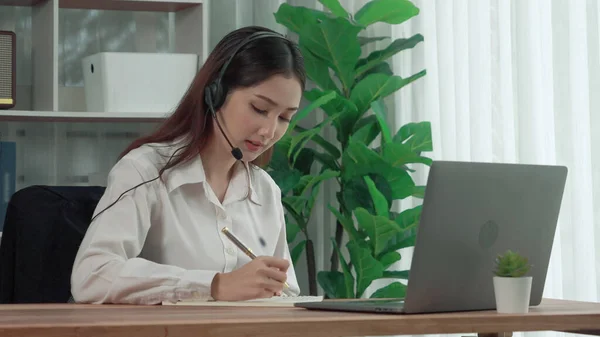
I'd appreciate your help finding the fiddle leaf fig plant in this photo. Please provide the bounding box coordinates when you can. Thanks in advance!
[267,0,432,298]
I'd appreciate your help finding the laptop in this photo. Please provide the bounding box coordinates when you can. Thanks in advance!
[295,161,568,314]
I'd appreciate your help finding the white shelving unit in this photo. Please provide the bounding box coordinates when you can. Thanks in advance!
[0,0,211,205]
[0,0,208,122]
[0,110,169,122]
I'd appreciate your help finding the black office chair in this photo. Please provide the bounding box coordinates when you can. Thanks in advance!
[0,185,105,303]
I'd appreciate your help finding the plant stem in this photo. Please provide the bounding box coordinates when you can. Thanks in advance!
[330,140,348,273]
[330,217,344,272]
[305,239,317,295]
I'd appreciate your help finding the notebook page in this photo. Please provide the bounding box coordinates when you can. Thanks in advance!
[162,295,323,307]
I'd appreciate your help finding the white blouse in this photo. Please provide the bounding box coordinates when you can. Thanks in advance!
[70,139,300,305]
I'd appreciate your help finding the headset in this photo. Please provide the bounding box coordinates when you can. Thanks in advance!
[90,31,290,223]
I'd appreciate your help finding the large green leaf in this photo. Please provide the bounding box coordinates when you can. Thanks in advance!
[394,205,421,229]
[273,3,328,34]
[318,0,349,18]
[291,148,316,175]
[356,34,424,78]
[393,121,433,154]
[350,70,426,115]
[317,271,347,298]
[384,169,415,200]
[284,188,325,223]
[304,184,322,218]
[300,46,339,93]
[282,196,308,218]
[301,148,339,171]
[341,139,387,181]
[290,90,337,131]
[294,124,341,159]
[281,198,307,229]
[354,208,402,256]
[355,0,419,26]
[268,168,303,195]
[371,99,392,144]
[270,137,291,169]
[331,238,355,298]
[358,36,390,46]
[363,176,389,218]
[347,240,384,298]
[294,169,340,196]
[289,112,340,165]
[352,114,378,133]
[342,174,393,216]
[382,270,410,280]
[378,206,421,256]
[300,17,362,92]
[303,89,359,142]
[286,221,302,243]
[412,185,425,198]
[342,139,416,199]
[370,282,407,299]
[328,204,361,242]
[290,240,307,265]
[379,251,401,269]
[382,142,433,167]
[304,89,334,118]
[354,62,394,87]
[388,224,417,252]
[351,115,381,146]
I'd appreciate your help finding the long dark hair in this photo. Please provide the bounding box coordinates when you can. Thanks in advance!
[119,26,306,176]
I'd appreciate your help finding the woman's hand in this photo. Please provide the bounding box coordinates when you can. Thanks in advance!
[210,256,289,301]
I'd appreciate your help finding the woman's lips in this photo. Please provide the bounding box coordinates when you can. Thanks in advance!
[245,140,263,152]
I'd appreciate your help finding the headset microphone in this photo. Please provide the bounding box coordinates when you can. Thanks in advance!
[231,147,243,161]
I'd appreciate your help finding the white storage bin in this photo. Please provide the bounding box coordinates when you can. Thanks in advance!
[82,52,198,113]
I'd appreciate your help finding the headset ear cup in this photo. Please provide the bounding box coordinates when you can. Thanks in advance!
[212,80,225,110]
[204,84,216,117]
[204,80,225,116]
[204,81,223,117]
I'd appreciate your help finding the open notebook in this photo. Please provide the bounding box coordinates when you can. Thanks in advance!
[162,295,323,307]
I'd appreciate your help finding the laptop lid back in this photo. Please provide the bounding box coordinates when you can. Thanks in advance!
[403,161,567,314]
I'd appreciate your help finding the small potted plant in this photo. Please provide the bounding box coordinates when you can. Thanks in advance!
[493,249,533,313]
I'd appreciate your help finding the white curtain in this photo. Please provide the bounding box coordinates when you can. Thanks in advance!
[320,0,600,336]
[390,1,600,336]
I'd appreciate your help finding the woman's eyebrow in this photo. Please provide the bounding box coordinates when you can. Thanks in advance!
[255,94,298,111]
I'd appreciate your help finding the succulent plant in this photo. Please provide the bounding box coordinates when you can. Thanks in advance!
[494,250,532,277]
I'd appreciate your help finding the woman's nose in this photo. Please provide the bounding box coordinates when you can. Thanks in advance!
[258,116,278,140]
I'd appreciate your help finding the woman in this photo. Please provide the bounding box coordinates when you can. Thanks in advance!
[70,26,306,305]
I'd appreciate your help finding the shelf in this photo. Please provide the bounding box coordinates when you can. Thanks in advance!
[0,0,46,6]
[60,0,202,12]
[1,0,202,12]
[0,110,168,122]
[2,0,207,115]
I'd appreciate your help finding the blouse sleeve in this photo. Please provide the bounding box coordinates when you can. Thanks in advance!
[70,158,218,305]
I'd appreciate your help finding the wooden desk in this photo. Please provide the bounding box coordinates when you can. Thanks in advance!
[0,298,598,337]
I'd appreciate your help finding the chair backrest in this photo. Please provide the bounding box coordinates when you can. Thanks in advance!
[0,185,105,303]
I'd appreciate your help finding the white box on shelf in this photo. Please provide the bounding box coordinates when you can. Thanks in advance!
[82,52,198,113]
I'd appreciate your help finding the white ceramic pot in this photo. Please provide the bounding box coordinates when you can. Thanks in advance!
[493,276,532,313]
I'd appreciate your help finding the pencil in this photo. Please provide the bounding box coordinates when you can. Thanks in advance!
[221,227,291,290]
